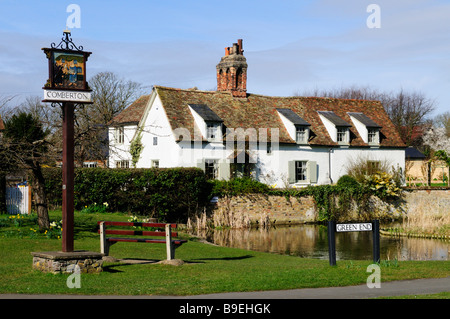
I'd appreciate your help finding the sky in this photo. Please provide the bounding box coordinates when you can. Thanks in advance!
[1,0,449,116]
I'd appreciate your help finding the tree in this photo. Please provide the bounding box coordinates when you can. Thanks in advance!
[384,89,435,146]
[422,127,450,186]
[73,71,144,166]
[2,112,50,230]
[434,111,450,137]
[296,86,436,147]
[89,71,144,124]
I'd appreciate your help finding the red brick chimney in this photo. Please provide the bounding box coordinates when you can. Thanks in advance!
[216,39,247,98]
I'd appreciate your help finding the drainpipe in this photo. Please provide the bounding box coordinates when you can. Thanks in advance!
[328,147,333,184]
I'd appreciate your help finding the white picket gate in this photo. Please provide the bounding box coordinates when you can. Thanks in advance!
[6,185,30,215]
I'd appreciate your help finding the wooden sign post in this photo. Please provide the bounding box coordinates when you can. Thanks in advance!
[328,220,380,266]
[42,30,92,252]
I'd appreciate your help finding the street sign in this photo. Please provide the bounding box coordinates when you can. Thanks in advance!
[43,89,92,103]
[336,222,373,232]
[328,220,380,266]
[42,30,92,104]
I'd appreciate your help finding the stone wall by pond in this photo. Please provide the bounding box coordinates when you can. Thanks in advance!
[209,189,450,225]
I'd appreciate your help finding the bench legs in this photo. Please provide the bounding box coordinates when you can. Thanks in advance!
[99,222,109,255]
[166,224,175,260]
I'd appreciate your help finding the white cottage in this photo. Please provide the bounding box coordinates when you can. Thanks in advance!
[108,40,406,186]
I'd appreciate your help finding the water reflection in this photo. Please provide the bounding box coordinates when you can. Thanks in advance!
[206,225,449,261]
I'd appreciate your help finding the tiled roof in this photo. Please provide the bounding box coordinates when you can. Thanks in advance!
[0,116,4,130]
[155,86,405,148]
[109,95,150,126]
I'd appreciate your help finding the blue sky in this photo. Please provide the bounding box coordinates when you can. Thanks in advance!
[1,0,449,115]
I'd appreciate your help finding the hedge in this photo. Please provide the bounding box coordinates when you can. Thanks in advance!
[42,167,212,222]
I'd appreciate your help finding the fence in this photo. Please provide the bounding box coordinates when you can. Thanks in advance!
[6,184,31,215]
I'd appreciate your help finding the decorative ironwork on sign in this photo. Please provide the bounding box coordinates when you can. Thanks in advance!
[42,30,92,103]
[51,29,84,51]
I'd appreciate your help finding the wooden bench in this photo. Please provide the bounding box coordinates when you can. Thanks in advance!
[98,221,187,260]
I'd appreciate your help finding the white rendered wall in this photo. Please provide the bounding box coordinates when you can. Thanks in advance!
[108,124,138,168]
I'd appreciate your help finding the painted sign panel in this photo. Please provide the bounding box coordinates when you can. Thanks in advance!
[43,89,91,103]
[336,223,373,232]
[52,51,85,90]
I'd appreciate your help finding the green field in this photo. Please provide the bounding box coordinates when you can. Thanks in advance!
[0,211,449,296]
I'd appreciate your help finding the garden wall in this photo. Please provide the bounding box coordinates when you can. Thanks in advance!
[403,189,450,216]
[213,194,316,225]
[211,189,450,225]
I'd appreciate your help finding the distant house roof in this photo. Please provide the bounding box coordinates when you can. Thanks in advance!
[276,108,310,126]
[0,116,4,131]
[151,85,405,147]
[347,112,382,128]
[109,95,150,126]
[189,104,223,122]
[405,147,426,159]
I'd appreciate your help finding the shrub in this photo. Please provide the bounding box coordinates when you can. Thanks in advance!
[42,167,211,222]
[362,172,401,200]
[210,177,270,196]
[337,175,360,188]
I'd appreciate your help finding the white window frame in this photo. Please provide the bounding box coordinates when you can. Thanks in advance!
[116,126,124,144]
[368,128,379,145]
[206,122,221,142]
[151,160,159,168]
[83,162,97,168]
[295,126,308,144]
[295,161,308,181]
[204,159,219,179]
[337,127,349,144]
[288,160,318,184]
[116,160,129,168]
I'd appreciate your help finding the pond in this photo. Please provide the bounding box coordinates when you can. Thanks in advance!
[204,224,449,261]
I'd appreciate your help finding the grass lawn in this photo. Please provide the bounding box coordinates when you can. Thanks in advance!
[0,211,449,296]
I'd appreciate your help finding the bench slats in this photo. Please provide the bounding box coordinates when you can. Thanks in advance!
[98,229,179,237]
[97,221,177,228]
[106,237,187,245]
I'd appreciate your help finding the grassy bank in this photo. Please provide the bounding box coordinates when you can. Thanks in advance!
[0,211,449,296]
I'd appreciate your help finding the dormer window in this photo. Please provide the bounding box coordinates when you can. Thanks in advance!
[276,108,310,145]
[337,127,349,144]
[318,111,352,146]
[296,126,308,144]
[368,128,379,144]
[188,104,223,143]
[347,112,381,146]
[206,122,221,141]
